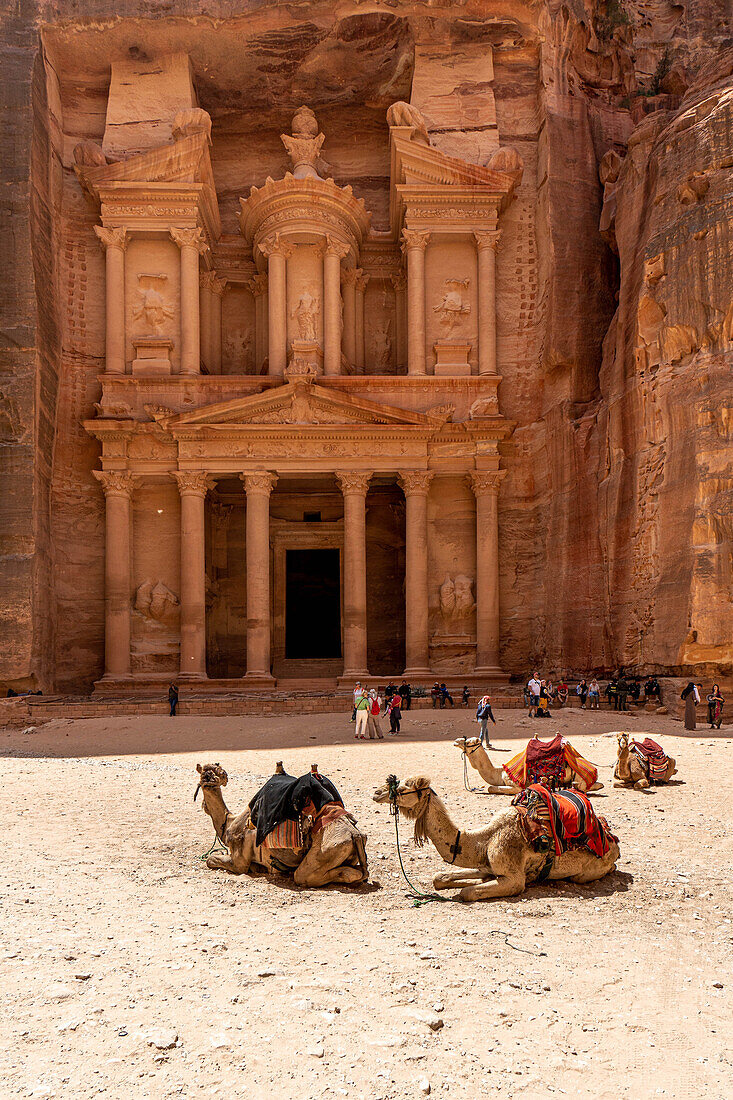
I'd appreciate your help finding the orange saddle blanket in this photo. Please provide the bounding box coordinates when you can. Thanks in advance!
[504,736,598,790]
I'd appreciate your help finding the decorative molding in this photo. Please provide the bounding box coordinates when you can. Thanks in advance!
[335,470,373,496]
[474,230,502,252]
[241,471,279,495]
[468,470,506,496]
[94,226,128,252]
[93,469,138,497]
[400,229,431,254]
[171,470,214,496]
[170,227,209,255]
[398,470,434,495]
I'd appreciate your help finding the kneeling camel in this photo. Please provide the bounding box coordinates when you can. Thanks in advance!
[454,737,603,794]
[195,763,368,887]
[373,775,619,902]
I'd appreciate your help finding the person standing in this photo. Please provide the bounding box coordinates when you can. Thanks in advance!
[387,691,402,735]
[588,677,600,709]
[383,681,397,714]
[351,681,363,723]
[462,686,470,707]
[576,678,588,709]
[707,684,724,729]
[476,694,497,747]
[527,672,541,718]
[168,683,179,717]
[352,686,367,739]
[399,680,411,711]
[607,676,618,710]
[439,683,454,708]
[431,682,440,708]
[616,676,628,712]
[366,688,384,739]
[681,681,699,730]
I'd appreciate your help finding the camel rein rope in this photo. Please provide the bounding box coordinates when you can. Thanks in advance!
[462,748,492,795]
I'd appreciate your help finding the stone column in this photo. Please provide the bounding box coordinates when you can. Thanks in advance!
[93,470,137,677]
[242,471,278,682]
[209,275,226,374]
[336,471,372,681]
[474,231,501,376]
[94,227,128,375]
[199,271,213,371]
[260,235,292,376]
[354,270,369,372]
[469,471,506,672]
[401,230,430,376]
[341,268,357,367]
[172,471,211,679]
[391,272,407,370]
[324,237,348,376]
[248,273,268,372]
[399,470,434,676]
[170,228,208,375]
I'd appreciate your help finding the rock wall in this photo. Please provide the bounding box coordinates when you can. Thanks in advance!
[1,0,731,690]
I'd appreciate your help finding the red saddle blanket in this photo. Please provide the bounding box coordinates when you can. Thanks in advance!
[512,784,617,859]
[631,738,670,782]
[505,736,598,790]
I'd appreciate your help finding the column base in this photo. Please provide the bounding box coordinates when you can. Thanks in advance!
[178,672,208,682]
[243,671,277,687]
[337,671,371,687]
[402,667,432,679]
[473,665,508,681]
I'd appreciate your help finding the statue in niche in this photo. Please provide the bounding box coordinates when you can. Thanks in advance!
[134,274,174,334]
[224,326,252,370]
[134,580,179,626]
[291,291,320,342]
[434,278,470,334]
[373,319,392,370]
[439,574,476,626]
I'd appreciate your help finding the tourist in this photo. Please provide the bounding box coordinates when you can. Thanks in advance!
[546,679,555,705]
[387,690,402,735]
[588,677,601,709]
[628,677,641,707]
[680,681,700,731]
[707,684,724,729]
[351,681,364,722]
[399,680,411,711]
[461,686,470,707]
[168,682,179,717]
[354,686,370,739]
[576,678,588,709]
[537,680,551,719]
[431,682,441,708]
[366,688,384,739]
[383,681,397,714]
[476,694,496,747]
[616,675,629,712]
[527,671,541,717]
[606,676,619,710]
[644,676,662,704]
[439,683,454,708]
[556,679,569,707]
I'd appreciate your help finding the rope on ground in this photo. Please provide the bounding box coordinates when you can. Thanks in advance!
[391,810,449,907]
[462,750,492,795]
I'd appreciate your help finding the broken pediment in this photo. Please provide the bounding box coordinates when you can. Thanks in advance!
[157,381,450,431]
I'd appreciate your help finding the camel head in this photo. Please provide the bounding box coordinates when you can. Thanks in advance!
[453,736,482,756]
[194,762,228,801]
[373,775,434,846]
[616,732,630,752]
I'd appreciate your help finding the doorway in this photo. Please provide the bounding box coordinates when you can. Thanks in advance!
[285,548,342,659]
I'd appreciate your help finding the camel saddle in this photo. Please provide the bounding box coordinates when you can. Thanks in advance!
[505,736,598,790]
[513,784,617,860]
[630,737,670,782]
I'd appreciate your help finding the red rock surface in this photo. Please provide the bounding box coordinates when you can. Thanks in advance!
[0,1,731,691]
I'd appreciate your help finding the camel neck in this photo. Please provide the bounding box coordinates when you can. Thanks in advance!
[201,787,231,843]
[421,793,479,869]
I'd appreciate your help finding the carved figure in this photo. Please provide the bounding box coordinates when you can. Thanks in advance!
[386,101,430,146]
[469,396,495,419]
[134,275,174,334]
[487,146,524,185]
[281,106,326,179]
[439,574,475,623]
[291,291,319,342]
[433,279,470,333]
[73,140,107,167]
[373,319,392,370]
[134,580,179,626]
[171,107,212,143]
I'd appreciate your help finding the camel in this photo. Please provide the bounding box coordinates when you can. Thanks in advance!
[454,736,604,794]
[373,775,619,901]
[195,763,369,887]
[613,733,677,789]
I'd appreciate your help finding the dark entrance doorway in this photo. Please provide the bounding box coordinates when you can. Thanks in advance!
[285,549,342,659]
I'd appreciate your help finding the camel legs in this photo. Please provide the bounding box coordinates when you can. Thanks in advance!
[206,854,241,874]
[433,869,492,890]
[458,875,527,902]
[294,839,364,888]
[488,784,520,796]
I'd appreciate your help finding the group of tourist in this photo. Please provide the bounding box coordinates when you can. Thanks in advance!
[352,682,405,739]
[681,681,725,730]
[524,674,603,717]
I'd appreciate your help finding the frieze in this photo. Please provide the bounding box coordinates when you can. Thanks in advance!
[110,206,195,218]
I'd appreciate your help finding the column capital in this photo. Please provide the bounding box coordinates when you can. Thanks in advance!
[209,275,227,297]
[354,270,370,292]
[324,234,350,260]
[94,226,128,252]
[93,469,138,498]
[401,228,431,254]
[170,227,209,255]
[241,470,278,495]
[399,470,434,496]
[259,233,295,260]
[341,267,358,287]
[468,470,506,496]
[247,273,268,297]
[474,229,502,253]
[200,269,216,292]
[336,470,373,496]
[390,272,407,292]
[172,470,214,496]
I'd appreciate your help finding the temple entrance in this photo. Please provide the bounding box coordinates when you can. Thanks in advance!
[285,549,342,660]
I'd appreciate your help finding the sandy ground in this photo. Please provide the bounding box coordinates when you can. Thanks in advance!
[1,706,732,1100]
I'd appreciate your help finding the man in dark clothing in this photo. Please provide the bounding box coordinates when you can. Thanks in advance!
[617,677,628,712]
[168,683,179,716]
[439,683,454,708]
[399,681,411,711]
[431,682,441,708]
[383,682,397,713]
[607,678,619,710]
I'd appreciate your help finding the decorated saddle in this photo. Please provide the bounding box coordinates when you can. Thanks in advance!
[629,737,671,783]
[512,784,617,860]
[504,735,598,790]
[248,768,344,848]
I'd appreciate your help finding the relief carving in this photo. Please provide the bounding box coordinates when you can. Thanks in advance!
[281,106,326,180]
[134,580,180,626]
[439,574,476,625]
[134,274,174,334]
[434,279,470,333]
[290,291,320,342]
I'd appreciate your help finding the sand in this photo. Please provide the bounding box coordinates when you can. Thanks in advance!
[1,706,731,1099]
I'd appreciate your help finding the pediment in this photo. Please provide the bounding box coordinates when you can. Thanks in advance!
[76,131,214,193]
[152,382,452,431]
